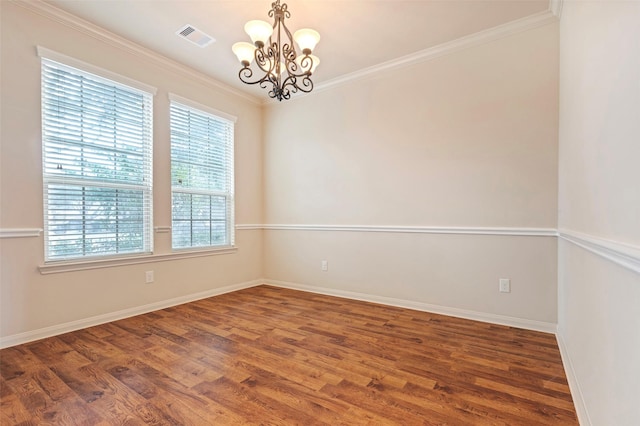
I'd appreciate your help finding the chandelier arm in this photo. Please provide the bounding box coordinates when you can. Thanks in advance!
[281,73,313,95]
[283,48,298,76]
[296,75,314,92]
[238,65,276,88]
[287,54,314,78]
[261,79,278,96]
[279,15,299,76]
[270,86,291,101]
[280,74,297,92]
[267,87,279,100]
[255,46,276,75]
[234,0,317,101]
[267,42,280,79]
[244,69,281,101]
[238,43,282,88]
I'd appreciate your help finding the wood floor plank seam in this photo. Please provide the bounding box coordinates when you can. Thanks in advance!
[0,285,578,425]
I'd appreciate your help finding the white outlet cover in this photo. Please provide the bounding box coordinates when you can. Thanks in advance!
[499,278,510,293]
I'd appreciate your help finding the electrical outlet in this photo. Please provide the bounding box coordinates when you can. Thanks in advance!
[321,260,328,272]
[499,278,510,293]
[145,271,154,284]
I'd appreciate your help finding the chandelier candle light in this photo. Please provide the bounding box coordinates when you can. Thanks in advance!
[232,0,320,101]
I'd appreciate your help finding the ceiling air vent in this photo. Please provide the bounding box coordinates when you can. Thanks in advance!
[176,24,215,48]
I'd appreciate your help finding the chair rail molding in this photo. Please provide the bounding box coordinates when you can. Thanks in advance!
[0,228,43,238]
[252,224,557,237]
[558,229,640,275]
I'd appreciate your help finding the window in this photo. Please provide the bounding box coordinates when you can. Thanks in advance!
[41,56,153,261]
[170,96,235,250]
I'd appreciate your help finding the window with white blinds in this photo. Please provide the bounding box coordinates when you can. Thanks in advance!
[41,58,153,261]
[170,99,235,250]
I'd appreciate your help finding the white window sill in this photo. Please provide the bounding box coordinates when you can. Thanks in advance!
[38,246,237,275]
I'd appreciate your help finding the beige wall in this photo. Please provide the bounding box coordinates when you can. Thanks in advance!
[558,1,640,424]
[266,230,558,324]
[263,23,560,325]
[0,3,561,344]
[0,2,263,341]
[5,2,639,420]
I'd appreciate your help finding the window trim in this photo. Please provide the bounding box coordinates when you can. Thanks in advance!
[38,246,238,274]
[169,93,236,251]
[40,48,156,261]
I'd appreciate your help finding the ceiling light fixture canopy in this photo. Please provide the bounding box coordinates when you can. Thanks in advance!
[232,0,320,101]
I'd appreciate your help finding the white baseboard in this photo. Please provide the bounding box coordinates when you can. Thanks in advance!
[2,277,557,346]
[2,276,580,421]
[0,279,263,349]
[265,279,557,334]
[556,331,591,426]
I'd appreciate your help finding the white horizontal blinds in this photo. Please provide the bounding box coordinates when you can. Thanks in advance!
[42,58,153,261]
[170,101,234,249]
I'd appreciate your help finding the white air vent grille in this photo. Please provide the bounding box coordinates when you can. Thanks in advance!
[176,24,215,48]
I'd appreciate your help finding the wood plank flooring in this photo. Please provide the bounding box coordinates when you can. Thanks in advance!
[0,285,578,425]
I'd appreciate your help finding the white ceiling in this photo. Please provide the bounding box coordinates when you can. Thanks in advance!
[44,0,550,100]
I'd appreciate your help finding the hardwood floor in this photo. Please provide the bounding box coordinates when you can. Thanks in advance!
[1,285,578,425]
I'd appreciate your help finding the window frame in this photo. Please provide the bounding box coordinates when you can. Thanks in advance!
[39,47,156,263]
[168,93,237,251]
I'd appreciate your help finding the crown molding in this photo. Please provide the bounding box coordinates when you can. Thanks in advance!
[549,0,564,19]
[16,0,560,107]
[13,0,261,105]
[38,46,158,95]
[305,9,559,98]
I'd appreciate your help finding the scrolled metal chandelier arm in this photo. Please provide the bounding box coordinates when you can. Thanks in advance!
[280,55,315,100]
[232,0,320,102]
[237,45,277,87]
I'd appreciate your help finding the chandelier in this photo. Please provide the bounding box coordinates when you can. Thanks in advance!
[232,0,320,101]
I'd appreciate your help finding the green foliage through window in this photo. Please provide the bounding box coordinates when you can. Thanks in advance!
[42,58,153,261]
[170,100,234,249]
